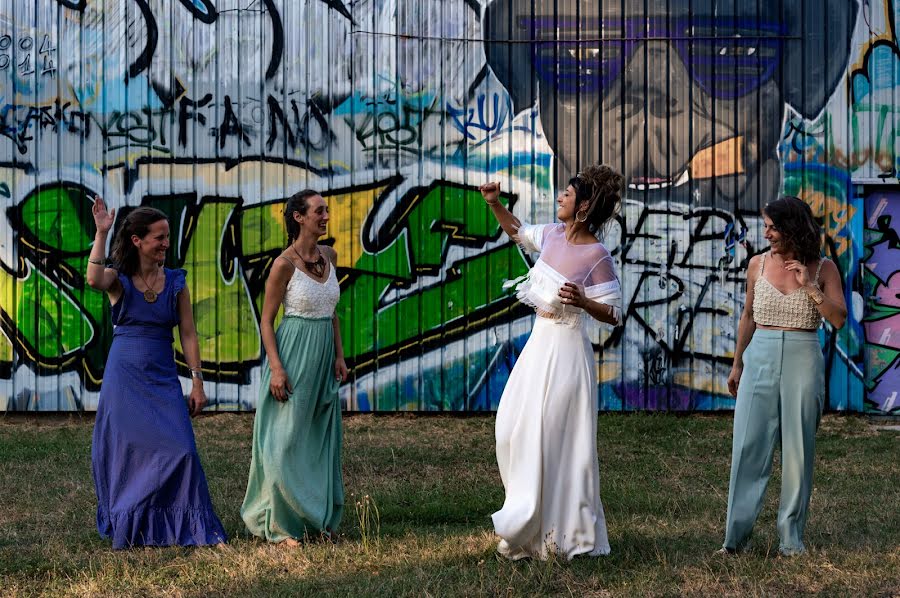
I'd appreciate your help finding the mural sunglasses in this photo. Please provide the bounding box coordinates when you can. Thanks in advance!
[520,17,786,100]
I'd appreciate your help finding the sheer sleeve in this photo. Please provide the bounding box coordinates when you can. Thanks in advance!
[583,249,622,325]
[512,223,548,254]
[584,252,618,287]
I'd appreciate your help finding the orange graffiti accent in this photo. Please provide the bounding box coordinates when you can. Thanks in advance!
[797,189,856,257]
[690,136,745,179]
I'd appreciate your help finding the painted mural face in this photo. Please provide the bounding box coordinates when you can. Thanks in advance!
[484,0,860,211]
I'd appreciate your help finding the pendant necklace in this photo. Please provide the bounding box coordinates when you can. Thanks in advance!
[292,243,325,278]
[137,267,160,303]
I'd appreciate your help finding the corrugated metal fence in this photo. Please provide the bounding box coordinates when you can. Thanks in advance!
[0,0,896,413]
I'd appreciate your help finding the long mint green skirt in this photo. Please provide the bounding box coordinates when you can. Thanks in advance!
[241,316,343,542]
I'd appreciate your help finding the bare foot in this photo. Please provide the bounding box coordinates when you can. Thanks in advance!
[281,537,300,548]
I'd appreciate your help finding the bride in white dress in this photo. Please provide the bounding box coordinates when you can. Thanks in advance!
[480,165,624,560]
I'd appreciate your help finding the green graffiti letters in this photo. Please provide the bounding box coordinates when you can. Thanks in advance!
[1,179,530,391]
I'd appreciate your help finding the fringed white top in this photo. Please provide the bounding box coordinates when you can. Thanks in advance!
[510,223,622,327]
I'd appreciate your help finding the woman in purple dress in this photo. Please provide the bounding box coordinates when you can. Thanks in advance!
[86,197,226,549]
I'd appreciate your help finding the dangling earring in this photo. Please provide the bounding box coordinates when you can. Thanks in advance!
[575,208,588,223]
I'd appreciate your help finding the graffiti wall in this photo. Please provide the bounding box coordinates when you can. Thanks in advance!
[864,191,900,412]
[0,0,895,412]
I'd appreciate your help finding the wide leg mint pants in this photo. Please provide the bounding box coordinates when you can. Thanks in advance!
[723,329,825,555]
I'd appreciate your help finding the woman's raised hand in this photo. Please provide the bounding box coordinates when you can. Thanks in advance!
[91,195,115,235]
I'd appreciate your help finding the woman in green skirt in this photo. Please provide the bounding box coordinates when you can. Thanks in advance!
[241,189,349,545]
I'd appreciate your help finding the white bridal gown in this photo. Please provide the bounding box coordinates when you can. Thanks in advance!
[493,222,622,560]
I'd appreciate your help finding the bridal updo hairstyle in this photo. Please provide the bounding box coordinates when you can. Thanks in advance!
[570,164,624,235]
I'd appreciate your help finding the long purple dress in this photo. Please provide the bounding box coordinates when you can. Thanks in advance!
[91,268,227,549]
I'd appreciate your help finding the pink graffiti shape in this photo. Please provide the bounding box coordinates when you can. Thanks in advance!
[873,271,900,309]
[866,240,900,286]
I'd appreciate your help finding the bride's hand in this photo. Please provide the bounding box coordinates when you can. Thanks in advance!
[479,182,500,205]
[558,282,586,308]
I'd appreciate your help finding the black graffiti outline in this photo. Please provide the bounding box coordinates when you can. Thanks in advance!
[0,99,92,155]
[359,179,513,255]
[126,0,158,80]
[619,204,751,277]
[345,247,533,376]
[218,96,252,148]
[265,95,336,153]
[1,181,107,385]
[231,177,528,379]
[322,0,356,25]
[276,178,534,376]
[262,0,283,80]
[178,0,218,24]
[54,0,86,10]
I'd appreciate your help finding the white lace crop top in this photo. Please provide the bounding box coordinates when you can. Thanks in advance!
[511,223,622,326]
[279,255,340,319]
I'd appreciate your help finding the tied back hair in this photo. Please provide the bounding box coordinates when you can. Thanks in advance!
[284,189,320,247]
[763,196,822,264]
[110,207,168,276]
[570,164,624,236]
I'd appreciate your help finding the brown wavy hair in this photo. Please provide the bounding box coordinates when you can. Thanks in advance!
[569,164,624,235]
[763,196,822,264]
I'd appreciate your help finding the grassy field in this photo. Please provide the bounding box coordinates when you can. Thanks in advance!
[0,413,897,597]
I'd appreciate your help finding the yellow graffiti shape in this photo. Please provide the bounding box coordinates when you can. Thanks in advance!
[690,136,745,179]
[798,190,857,256]
[324,185,391,269]
[177,201,261,371]
[0,267,12,362]
[0,262,93,366]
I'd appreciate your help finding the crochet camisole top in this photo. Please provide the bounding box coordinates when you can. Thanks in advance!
[752,252,824,330]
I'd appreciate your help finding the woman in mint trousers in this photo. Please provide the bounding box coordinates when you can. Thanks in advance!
[723,197,847,556]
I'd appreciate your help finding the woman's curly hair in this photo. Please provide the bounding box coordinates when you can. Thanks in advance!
[569,164,624,235]
[763,196,822,264]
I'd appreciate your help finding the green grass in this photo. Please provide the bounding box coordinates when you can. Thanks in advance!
[0,413,897,596]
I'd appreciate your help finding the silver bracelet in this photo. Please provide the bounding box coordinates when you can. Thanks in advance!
[87,258,104,265]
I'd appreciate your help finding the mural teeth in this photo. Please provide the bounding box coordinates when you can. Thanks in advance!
[630,179,672,191]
